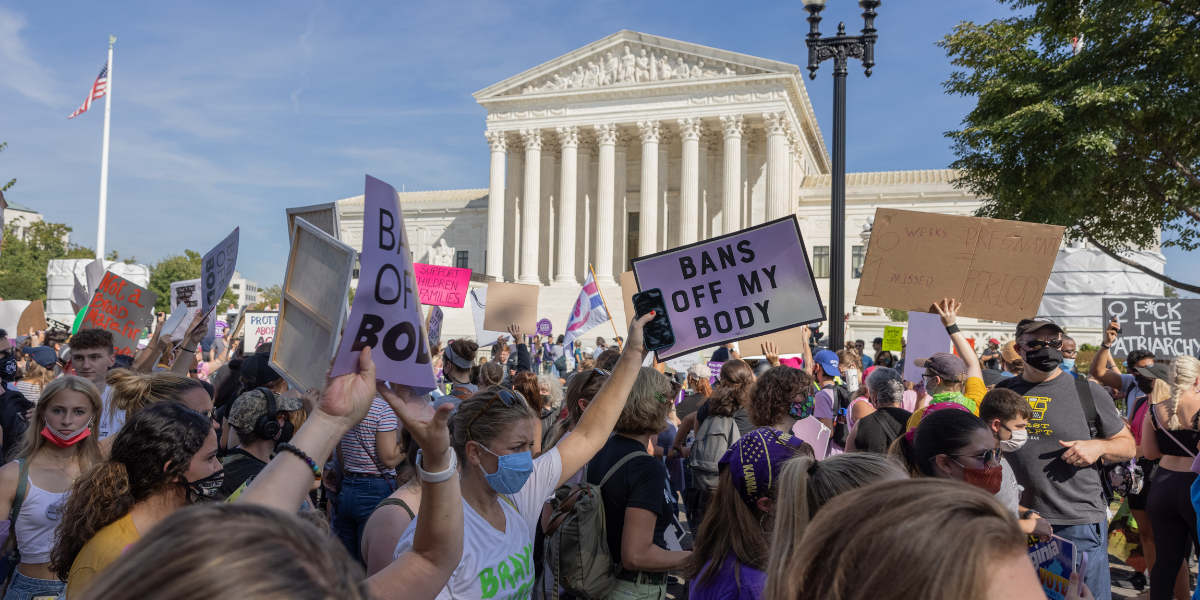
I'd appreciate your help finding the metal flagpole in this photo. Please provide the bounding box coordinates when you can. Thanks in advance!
[589,264,623,350]
[96,35,116,261]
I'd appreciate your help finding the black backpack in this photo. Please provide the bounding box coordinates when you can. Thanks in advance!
[826,384,854,448]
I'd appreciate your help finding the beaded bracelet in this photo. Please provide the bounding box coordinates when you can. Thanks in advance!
[277,443,321,481]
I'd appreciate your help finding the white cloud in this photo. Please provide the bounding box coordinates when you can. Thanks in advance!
[0,7,60,106]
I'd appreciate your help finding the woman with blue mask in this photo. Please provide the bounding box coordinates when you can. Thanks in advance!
[393,314,655,600]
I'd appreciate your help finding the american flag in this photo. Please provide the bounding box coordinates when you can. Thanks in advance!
[68,62,109,119]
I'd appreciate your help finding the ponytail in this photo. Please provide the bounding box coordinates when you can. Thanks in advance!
[887,433,922,478]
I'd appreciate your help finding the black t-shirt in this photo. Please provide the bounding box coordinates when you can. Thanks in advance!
[676,393,706,419]
[710,347,730,363]
[981,348,1001,370]
[219,448,268,499]
[586,435,671,567]
[695,403,754,437]
[853,407,911,454]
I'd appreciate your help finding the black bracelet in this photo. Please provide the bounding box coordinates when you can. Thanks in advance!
[1101,343,1111,350]
[1021,509,1038,520]
[180,347,196,354]
[945,324,961,335]
[277,442,322,480]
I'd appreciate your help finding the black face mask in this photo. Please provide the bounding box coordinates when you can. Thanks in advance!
[1024,347,1063,373]
[0,354,18,383]
[1135,374,1155,394]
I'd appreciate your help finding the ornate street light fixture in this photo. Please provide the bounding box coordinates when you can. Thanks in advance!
[802,0,879,352]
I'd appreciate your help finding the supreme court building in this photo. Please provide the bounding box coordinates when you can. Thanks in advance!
[336,30,994,343]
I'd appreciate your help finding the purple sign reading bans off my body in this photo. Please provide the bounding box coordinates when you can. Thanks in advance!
[631,216,826,361]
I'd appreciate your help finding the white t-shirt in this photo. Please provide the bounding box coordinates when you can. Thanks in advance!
[394,448,563,600]
[97,386,125,439]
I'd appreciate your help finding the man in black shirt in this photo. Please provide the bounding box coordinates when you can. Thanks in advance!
[980,338,1002,371]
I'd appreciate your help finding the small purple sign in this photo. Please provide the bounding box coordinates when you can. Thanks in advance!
[630,216,826,361]
[707,361,724,385]
[536,318,553,337]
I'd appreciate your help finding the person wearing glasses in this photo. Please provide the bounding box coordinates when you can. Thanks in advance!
[903,299,987,431]
[992,316,1135,600]
[393,314,655,600]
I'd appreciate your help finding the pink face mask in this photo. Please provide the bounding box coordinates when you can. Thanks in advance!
[41,423,92,448]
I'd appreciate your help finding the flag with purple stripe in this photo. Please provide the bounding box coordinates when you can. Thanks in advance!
[563,268,610,366]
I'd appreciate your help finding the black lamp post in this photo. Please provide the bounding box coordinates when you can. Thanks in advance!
[803,0,879,353]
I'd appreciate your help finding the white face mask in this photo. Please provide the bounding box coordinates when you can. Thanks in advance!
[1000,427,1028,452]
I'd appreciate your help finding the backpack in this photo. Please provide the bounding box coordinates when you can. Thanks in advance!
[824,385,853,448]
[544,451,647,600]
[0,391,31,465]
[690,414,741,492]
[447,386,474,403]
[553,354,568,373]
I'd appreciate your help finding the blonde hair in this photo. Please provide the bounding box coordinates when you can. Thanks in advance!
[765,453,907,600]
[766,478,1024,600]
[15,376,104,468]
[77,504,367,600]
[106,369,206,421]
[1166,356,1200,430]
[614,367,673,436]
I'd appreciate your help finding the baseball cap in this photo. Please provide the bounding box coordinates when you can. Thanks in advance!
[241,353,283,389]
[1001,341,1021,363]
[914,352,967,382]
[988,338,999,345]
[21,346,57,368]
[1135,363,1170,382]
[1015,317,1064,338]
[229,388,303,435]
[813,350,840,377]
[719,428,805,507]
[687,363,712,380]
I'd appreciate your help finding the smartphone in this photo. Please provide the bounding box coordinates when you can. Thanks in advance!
[631,288,675,352]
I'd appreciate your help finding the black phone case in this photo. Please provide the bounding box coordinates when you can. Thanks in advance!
[633,290,676,352]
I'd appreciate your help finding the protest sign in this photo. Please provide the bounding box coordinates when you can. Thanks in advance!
[84,258,105,297]
[331,176,433,394]
[71,275,89,312]
[902,311,951,383]
[286,202,342,242]
[882,326,904,352]
[17,301,47,334]
[631,216,825,361]
[855,208,1064,323]
[201,227,240,317]
[469,287,506,347]
[482,282,540,332]
[1028,535,1078,600]
[620,271,639,327]
[169,279,216,342]
[737,325,810,357]
[275,216,356,393]
[413,263,471,308]
[664,352,702,374]
[426,305,444,347]
[160,303,189,341]
[243,311,278,352]
[0,301,31,335]
[81,272,159,355]
[707,361,723,385]
[1102,297,1200,358]
[536,318,553,337]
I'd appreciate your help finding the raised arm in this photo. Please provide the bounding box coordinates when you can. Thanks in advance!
[934,299,981,382]
[132,330,172,373]
[801,326,814,375]
[170,311,209,376]
[555,312,653,486]
[1090,319,1124,389]
[510,324,532,374]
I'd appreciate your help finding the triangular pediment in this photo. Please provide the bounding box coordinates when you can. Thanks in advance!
[475,30,800,100]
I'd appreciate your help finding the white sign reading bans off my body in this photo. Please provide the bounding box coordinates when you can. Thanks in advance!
[331,176,436,393]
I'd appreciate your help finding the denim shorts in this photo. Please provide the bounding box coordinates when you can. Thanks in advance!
[2,570,64,600]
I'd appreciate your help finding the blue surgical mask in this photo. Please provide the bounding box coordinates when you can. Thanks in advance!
[477,443,534,494]
[1061,358,1076,372]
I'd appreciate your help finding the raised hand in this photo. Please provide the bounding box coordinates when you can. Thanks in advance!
[185,310,209,345]
[933,298,962,328]
[623,311,653,358]
[507,323,522,339]
[376,382,453,461]
[319,346,378,428]
[762,341,780,367]
[1103,319,1120,346]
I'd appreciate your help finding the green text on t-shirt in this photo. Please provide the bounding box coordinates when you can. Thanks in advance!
[478,544,533,600]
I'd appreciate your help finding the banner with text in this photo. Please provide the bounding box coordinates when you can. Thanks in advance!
[201,227,240,317]
[426,305,444,347]
[1102,297,1200,358]
[631,216,825,361]
[854,209,1065,323]
[332,175,435,393]
[244,311,278,352]
[413,263,471,308]
[82,272,159,356]
[169,279,216,342]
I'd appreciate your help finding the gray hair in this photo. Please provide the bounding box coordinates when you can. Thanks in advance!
[538,374,563,411]
[866,367,904,407]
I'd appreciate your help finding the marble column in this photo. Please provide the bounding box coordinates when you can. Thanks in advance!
[576,136,595,282]
[519,128,542,285]
[637,120,661,257]
[657,134,670,252]
[764,112,790,221]
[720,115,744,236]
[593,124,619,285]
[484,132,507,281]
[556,126,579,283]
[677,118,702,246]
[503,136,523,283]
[613,133,629,275]
[540,136,559,284]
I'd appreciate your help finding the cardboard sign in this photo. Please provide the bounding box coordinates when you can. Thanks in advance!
[427,305,444,347]
[0,301,31,335]
[737,325,810,357]
[468,287,506,347]
[273,216,356,393]
[84,258,105,297]
[1103,298,1200,358]
[902,311,952,383]
[201,227,240,316]
[16,301,47,334]
[244,311,278,352]
[631,216,826,361]
[1028,535,1078,600]
[286,202,341,242]
[855,208,1065,323]
[482,282,540,332]
[619,271,639,327]
[81,272,159,356]
[413,263,471,308]
[331,176,434,394]
[72,274,90,311]
[882,326,904,352]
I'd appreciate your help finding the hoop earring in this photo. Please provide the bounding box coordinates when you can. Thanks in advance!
[760,514,772,535]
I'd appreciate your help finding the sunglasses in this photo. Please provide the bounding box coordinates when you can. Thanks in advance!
[582,368,610,390]
[1018,339,1063,351]
[947,447,1003,467]
[464,389,523,441]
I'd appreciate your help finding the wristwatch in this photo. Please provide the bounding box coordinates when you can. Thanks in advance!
[1021,509,1039,520]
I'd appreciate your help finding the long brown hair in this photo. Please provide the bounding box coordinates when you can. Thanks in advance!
[512,372,544,413]
[16,376,104,468]
[707,360,755,417]
[767,479,1025,600]
[546,368,608,449]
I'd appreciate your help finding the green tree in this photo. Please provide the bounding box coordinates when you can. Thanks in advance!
[105,250,137,265]
[148,250,201,312]
[217,287,239,314]
[883,308,909,323]
[0,222,94,300]
[251,284,282,310]
[941,0,1200,293]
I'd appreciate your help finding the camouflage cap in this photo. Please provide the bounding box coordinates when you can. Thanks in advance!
[229,389,303,434]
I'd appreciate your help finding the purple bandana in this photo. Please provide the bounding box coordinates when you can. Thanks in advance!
[719,427,804,507]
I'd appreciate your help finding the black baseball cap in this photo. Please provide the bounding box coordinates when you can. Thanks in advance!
[1015,317,1064,338]
[1135,363,1170,382]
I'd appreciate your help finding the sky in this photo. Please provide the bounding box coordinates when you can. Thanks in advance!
[1,0,1196,292]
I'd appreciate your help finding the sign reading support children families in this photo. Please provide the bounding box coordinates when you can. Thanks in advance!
[630,216,825,361]
[1103,297,1200,358]
[855,209,1065,323]
[413,263,472,308]
[82,272,159,356]
[332,175,436,394]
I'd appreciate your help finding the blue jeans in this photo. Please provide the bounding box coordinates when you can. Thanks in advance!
[332,474,394,563]
[3,571,64,600]
[1052,522,1110,600]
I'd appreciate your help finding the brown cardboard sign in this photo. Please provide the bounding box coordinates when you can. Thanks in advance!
[855,209,1065,323]
[17,301,47,335]
[619,271,639,327]
[482,282,540,332]
[737,324,810,356]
